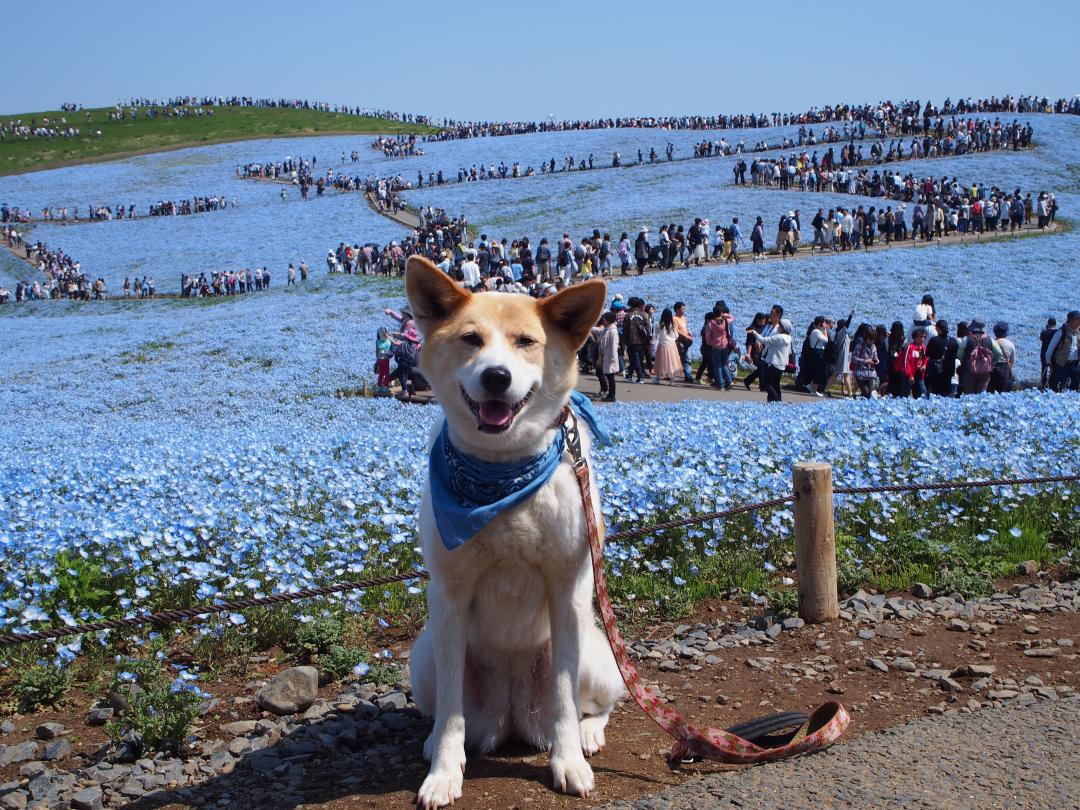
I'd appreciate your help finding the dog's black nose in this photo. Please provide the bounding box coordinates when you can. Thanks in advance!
[480,366,512,393]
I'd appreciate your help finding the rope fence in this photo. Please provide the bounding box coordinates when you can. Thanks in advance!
[2,470,1078,649]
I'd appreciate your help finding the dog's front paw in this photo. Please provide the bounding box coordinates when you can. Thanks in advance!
[579,715,607,757]
[417,766,464,809]
[550,752,594,797]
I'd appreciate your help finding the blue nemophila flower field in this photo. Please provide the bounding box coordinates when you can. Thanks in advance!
[1,389,1078,644]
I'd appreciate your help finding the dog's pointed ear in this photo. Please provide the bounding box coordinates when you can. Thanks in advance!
[406,255,470,333]
[539,280,607,348]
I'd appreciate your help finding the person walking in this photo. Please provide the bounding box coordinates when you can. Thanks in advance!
[673,302,695,383]
[747,309,792,403]
[652,308,682,383]
[725,218,741,263]
[634,227,650,275]
[596,311,620,401]
[622,297,649,383]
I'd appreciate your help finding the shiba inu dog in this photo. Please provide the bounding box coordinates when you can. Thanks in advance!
[404,256,625,808]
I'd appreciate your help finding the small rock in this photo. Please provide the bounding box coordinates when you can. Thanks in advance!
[0,791,26,810]
[826,685,845,695]
[70,786,104,810]
[936,676,964,693]
[1024,625,1040,635]
[107,684,145,714]
[1016,561,1038,576]
[220,721,258,736]
[208,750,235,775]
[1056,638,1074,647]
[0,721,13,736]
[0,741,38,767]
[892,657,917,673]
[781,617,804,631]
[34,723,64,741]
[858,630,876,640]
[255,666,319,715]
[383,713,413,731]
[1023,648,1058,658]
[967,664,997,677]
[715,694,730,705]
[989,689,1019,700]
[866,657,889,673]
[912,583,933,599]
[43,738,71,760]
[375,691,409,711]
[85,708,114,726]
[948,619,970,632]
[658,660,680,672]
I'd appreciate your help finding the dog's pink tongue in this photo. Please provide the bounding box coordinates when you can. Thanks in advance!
[478,399,512,427]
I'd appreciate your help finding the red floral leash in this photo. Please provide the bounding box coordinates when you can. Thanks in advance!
[563,408,850,764]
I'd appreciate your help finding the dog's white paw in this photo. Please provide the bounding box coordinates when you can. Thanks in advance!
[417,766,464,809]
[551,752,594,797]
[579,716,607,757]
[422,732,435,762]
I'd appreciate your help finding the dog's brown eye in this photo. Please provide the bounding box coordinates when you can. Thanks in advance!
[516,336,537,349]
[461,332,483,347]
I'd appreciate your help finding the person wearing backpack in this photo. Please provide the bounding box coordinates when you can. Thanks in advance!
[705,302,736,390]
[534,238,552,281]
[957,319,1002,394]
[621,297,650,383]
[926,319,959,396]
[987,322,1016,393]
[1044,310,1080,392]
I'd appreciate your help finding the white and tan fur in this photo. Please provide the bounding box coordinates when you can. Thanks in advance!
[404,257,625,808]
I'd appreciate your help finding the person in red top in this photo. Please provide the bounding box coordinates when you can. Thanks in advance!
[902,326,929,398]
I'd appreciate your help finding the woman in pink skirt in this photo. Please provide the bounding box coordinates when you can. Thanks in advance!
[652,308,682,383]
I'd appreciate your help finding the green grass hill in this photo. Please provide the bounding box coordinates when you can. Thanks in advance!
[0,105,440,175]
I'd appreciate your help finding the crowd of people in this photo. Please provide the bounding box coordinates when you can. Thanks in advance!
[180,264,291,298]
[0,115,84,140]
[1,225,101,302]
[580,295,1080,403]
[370,135,424,157]
[2,198,234,223]
[111,96,432,124]
[419,94,1074,143]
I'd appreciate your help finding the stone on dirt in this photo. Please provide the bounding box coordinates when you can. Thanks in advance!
[255,666,319,715]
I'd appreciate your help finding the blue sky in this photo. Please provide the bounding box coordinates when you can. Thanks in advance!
[4,0,1078,119]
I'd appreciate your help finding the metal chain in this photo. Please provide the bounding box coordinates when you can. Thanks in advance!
[2,472,1077,649]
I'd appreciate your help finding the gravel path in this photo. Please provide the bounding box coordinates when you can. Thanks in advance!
[603,693,1080,809]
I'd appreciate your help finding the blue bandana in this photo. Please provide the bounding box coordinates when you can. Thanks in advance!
[429,391,610,550]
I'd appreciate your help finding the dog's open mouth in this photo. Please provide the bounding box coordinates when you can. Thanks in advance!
[461,386,532,433]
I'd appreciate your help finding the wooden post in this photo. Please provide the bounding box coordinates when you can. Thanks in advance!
[793,462,839,622]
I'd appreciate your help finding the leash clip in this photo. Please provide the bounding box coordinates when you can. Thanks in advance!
[562,406,586,470]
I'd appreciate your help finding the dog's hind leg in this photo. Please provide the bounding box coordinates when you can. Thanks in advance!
[577,621,625,756]
[463,654,512,754]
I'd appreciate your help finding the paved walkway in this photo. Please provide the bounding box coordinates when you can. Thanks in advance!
[602,695,1080,809]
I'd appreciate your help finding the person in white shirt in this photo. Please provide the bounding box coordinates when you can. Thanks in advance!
[460,250,481,288]
[748,308,792,403]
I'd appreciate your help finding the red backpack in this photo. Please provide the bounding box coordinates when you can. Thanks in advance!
[966,335,994,375]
